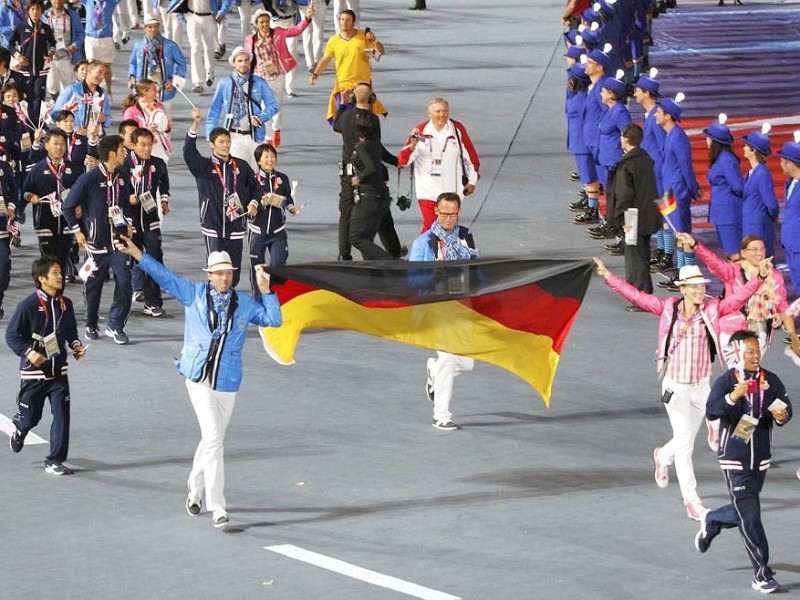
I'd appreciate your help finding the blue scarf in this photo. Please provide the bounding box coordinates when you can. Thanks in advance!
[231,72,249,127]
[144,35,162,75]
[209,287,232,338]
[431,221,478,261]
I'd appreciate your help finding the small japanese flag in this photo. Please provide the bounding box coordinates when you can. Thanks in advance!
[78,255,98,282]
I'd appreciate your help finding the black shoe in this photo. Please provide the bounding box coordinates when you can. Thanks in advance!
[45,462,74,475]
[587,222,607,234]
[570,171,580,181]
[338,254,353,262]
[604,239,624,251]
[205,75,214,88]
[408,0,426,8]
[569,197,588,212]
[650,249,664,265]
[10,429,24,453]
[589,224,622,240]
[85,326,99,340]
[186,484,202,516]
[657,277,679,292]
[573,208,599,224]
[122,35,129,45]
[650,253,674,273]
[0,305,4,319]
[214,44,226,60]
[605,244,625,256]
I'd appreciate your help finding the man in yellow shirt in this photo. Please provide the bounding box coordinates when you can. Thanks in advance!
[309,9,387,123]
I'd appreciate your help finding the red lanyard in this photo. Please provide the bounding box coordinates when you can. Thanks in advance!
[67,133,77,161]
[36,289,65,328]
[256,170,275,191]
[212,157,238,196]
[47,158,64,193]
[130,153,151,193]
[736,369,766,413]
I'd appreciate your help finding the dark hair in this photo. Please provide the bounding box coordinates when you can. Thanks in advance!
[745,143,767,164]
[44,128,68,144]
[708,140,740,166]
[27,0,45,11]
[0,47,10,70]
[118,119,139,135]
[54,109,74,122]
[729,329,759,345]
[436,192,461,207]
[1,81,21,98]
[604,89,623,103]
[568,76,590,94]
[131,127,154,144]
[340,8,356,20]
[622,123,643,147]
[98,134,123,161]
[73,59,89,74]
[209,127,231,143]
[254,143,277,163]
[32,256,59,288]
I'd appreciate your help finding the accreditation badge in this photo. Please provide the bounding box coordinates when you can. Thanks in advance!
[731,413,758,444]
[430,158,442,177]
[264,60,279,77]
[261,192,285,208]
[0,196,6,216]
[42,331,60,358]
[108,204,126,228]
[139,190,157,213]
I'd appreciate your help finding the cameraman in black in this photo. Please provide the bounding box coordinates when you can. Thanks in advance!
[333,82,403,261]
[349,114,401,260]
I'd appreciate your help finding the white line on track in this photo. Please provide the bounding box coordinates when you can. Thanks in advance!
[0,413,47,445]
[265,544,461,600]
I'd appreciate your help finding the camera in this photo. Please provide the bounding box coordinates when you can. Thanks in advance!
[396,195,412,211]
[410,133,422,142]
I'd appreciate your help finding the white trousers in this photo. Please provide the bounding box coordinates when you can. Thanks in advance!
[657,375,710,505]
[428,352,474,422]
[237,1,251,37]
[266,75,285,133]
[186,378,237,515]
[186,13,216,85]
[159,7,185,47]
[230,131,259,171]
[215,17,226,51]
[301,0,327,67]
[332,0,360,33]
[46,57,73,96]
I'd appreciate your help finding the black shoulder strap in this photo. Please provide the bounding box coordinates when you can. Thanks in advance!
[661,299,681,364]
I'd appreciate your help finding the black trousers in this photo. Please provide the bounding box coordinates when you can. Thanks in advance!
[349,191,394,260]
[132,229,164,308]
[338,176,355,260]
[14,376,71,463]
[624,234,653,293]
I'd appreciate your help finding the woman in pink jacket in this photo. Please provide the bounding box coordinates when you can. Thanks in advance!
[122,78,172,163]
[243,6,312,147]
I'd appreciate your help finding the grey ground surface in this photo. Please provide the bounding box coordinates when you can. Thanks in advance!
[2,1,799,599]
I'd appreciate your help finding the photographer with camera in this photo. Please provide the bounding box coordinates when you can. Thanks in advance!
[593,257,772,522]
[397,98,480,232]
[333,81,402,261]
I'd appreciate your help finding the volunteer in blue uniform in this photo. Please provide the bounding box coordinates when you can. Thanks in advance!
[703,115,744,259]
[741,125,779,259]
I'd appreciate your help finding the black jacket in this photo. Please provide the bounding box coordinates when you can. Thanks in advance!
[606,146,661,235]
[118,151,170,232]
[23,157,80,235]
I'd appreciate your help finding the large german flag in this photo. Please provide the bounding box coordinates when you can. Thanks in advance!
[262,258,592,405]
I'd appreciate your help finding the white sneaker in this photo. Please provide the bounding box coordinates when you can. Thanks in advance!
[685,500,706,521]
[213,511,229,528]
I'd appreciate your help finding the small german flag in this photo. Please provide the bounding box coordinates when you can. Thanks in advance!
[656,189,677,216]
[261,258,592,405]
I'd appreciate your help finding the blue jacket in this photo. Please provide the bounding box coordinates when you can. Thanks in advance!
[81,0,121,38]
[0,0,27,47]
[409,225,475,262]
[707,368,792,472]
[137,252,282,392]
[166,0,233,18]
[44,7,85,64]
[249,168,294,236]
[707,150,744,226]
[566,89,588,154]
[53,80,113,129]
[597,101,631,168]
[581,77,607,150]
[183,131,259,239]
[62,163,133,253]
[742,163,778,230]
[128,36,186,103]
[6,289,81,380]
[641,110,666,194]
[661,125,700,203]
[206,73,278,142]
[781,177,800,252]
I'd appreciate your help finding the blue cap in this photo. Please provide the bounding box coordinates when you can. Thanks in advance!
[602,76,627,97]
[635,75,659,96]
[563,29,579,46]
[742,130,771,156]
[657,98,683,122]
[703,122,733,146]
[581,8,600,23]
[564,45,587,59]
[778,141,800,164]
[586,47,611,71]
[579,29,600,50]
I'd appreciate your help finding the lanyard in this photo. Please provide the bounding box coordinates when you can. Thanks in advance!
[66,133,77,161]
[212,157,238,196]
[36,289,66,330]
[46,158,64,196]
[256,169,275,191]
[667,310,701,358]
[98,163,118,206]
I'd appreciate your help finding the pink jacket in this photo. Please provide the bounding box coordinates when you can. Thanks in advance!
[606,272,763,373]
[243,18,310,74]
[694,242,789,336]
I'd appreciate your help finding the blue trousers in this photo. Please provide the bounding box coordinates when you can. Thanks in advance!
[704,469,773,582]
[85,249,132,330]
[249,230,288,298]
[14,376,71,463]
[784,248,800,295]
[132,229,164,308]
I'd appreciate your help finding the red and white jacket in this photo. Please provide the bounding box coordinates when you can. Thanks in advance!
[397,119,480,202]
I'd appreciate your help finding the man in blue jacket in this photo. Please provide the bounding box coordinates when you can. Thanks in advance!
[114,235,282,529]
[206,45,277,170]
[409,192,478,430]
[128,16,186,109]
[694,330,791,595]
